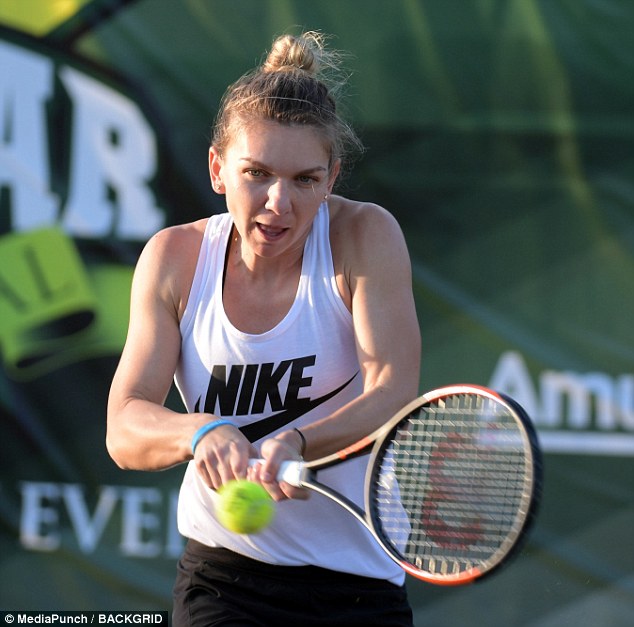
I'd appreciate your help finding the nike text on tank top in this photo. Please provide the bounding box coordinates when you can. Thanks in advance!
[174,204,404,584]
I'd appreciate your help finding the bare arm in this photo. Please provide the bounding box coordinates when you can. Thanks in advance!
[307,201,421,451]
[106,223,256,480]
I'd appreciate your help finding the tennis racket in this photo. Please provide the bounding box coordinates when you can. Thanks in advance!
[253,384,542,585]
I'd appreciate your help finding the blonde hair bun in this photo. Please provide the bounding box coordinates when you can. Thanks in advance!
[262,31,326,77]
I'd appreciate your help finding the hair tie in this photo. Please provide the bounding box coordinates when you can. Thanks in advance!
[294,428,307,456]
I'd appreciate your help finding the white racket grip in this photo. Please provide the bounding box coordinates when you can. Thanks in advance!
[248,459,305,486]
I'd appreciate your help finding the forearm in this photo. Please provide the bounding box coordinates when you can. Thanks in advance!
[106,396,211,471]
[296,374,420,461]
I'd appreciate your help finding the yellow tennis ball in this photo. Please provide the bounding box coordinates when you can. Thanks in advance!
[216,480,275,534]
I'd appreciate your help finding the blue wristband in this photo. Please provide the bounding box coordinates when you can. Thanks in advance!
[191,419,236,454]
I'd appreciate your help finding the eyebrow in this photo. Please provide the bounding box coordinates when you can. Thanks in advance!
[239,158,328,175]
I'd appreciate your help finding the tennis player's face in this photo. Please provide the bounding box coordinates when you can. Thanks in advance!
[210,120,339,260]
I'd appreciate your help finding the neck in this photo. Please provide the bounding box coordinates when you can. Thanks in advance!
[227,227,304,283]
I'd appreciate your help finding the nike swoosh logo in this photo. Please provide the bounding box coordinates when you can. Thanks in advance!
[239,372,359,442]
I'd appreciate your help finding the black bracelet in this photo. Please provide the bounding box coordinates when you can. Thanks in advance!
[294,427,307,456]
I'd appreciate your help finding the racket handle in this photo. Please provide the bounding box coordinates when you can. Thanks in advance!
[248,459,305,486]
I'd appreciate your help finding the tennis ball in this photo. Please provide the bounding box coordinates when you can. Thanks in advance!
[216,480,275,534]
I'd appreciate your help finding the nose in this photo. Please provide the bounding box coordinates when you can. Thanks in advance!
[265,179,291,215]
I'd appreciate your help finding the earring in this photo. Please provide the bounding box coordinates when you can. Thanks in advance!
[323,194,329,201]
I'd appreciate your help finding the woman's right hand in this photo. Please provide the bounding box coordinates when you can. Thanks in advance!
[192,422,258,490]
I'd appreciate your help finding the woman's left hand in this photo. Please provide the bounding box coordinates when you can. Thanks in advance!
[248,434,310,501]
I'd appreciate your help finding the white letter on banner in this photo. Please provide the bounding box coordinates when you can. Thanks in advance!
[576,372,615,430]
[19,482,62,551]
[119,487,163,557]
[0,42,58,230]
[59,66,163,239]
[488,351,541,421]
[63,484,119,553]
[165,489,185,557]
[617,375,634,430]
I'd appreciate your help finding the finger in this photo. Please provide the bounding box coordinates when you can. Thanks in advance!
[229,447,250,480]
[195,458,219,490]
[279,482,310,501]
[261,479,287,502]
[217,459,240,486]
[246,459,264,482]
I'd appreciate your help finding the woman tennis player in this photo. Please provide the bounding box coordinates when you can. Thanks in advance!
[107,30,421,626]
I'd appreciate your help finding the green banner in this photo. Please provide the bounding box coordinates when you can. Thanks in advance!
[1,2,632,625]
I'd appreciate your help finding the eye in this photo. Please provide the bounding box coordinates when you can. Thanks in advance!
[246,168,267,178]
[297,171,326,187]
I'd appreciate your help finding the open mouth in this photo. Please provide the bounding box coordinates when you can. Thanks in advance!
[256,223,288,240]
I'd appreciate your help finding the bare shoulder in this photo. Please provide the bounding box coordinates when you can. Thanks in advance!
[134,218,208,318]
[328,196,411,309]
[329,196,408,266]
[141,218,207,260]
[329,195,401,232]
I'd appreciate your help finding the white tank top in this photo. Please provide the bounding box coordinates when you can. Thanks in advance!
[174,204,404,584]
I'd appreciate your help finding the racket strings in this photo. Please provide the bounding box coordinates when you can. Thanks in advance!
[373,393,533,577]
